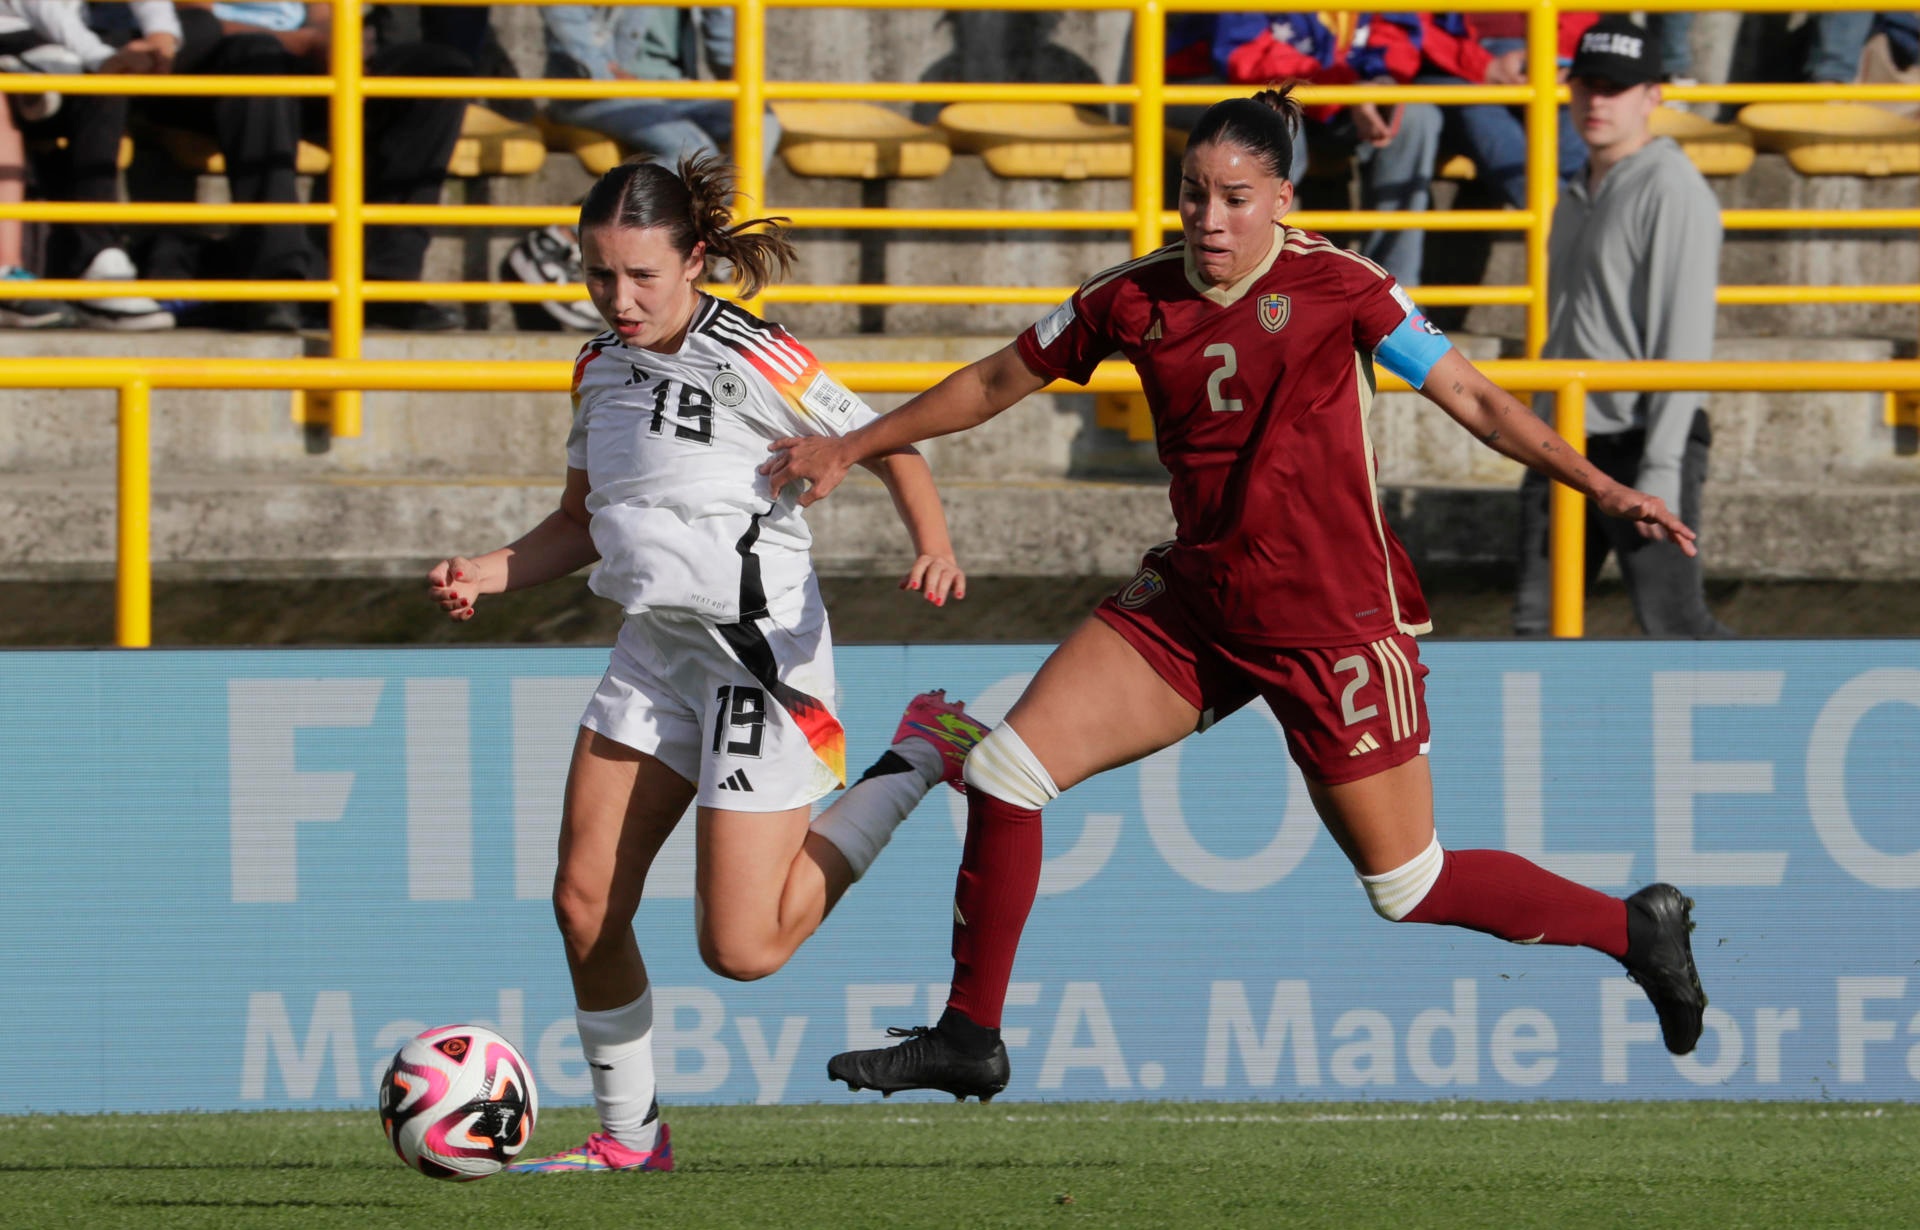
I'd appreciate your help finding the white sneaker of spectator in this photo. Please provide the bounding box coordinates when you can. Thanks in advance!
[77,247,175,331]
[502,225,602,332]
[0,44,83,122]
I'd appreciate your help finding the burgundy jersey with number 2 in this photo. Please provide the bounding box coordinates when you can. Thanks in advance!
[1017,226,1437,647]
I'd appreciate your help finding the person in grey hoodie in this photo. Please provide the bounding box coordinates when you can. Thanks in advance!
[1513,16,1733,638]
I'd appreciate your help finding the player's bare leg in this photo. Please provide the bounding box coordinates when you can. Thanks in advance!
[699,689,988,980]
[554,729,695,1010]
[695,804,840,980]
[1307,756,1706,1055]
[830,618,1201,1100]
[513,728,692,1173]
[1003,616,1204,792]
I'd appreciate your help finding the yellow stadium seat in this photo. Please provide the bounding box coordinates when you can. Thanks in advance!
[772,101,950,179]
[937,104,1130,180]
[448,105,547,178]
[148,127,331,175]
[1649,106,1755,177]
[535,112,625,176]
[1736,103,1920,177]
[1436,154,1477,181]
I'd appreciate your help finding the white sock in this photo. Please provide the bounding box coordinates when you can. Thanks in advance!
[576,989,660,1151]
[809,738,942,881]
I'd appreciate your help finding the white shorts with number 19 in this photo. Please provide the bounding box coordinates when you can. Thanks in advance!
[579,579,846,813]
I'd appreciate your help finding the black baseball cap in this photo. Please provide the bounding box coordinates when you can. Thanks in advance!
[1569,17,1660,87]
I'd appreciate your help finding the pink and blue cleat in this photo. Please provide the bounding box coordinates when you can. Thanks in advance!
[506,1125,673,1174]
[894,689,989,792]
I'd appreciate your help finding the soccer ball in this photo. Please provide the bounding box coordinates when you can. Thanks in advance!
[378,1024,538,1180]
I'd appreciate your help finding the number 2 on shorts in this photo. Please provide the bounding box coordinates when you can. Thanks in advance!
[712,684,767,757]
[1332,655,1380,727]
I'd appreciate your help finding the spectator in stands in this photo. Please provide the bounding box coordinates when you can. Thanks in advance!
[1164,12,1437,287]
[505,6,782,333]
[1513,18,1731,639]
[1402,11,1594,209]
[0,75,69,326]
[540,5,779,169]
[143,3,472,331]
[1,0,178,329]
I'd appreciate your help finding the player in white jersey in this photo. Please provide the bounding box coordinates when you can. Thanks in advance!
[423,154,986,1174]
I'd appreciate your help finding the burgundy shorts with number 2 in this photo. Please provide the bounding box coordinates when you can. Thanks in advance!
[1095,557,1431,786]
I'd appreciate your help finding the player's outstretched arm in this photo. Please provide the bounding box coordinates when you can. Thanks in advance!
[857,449,967,606]
[762,342,1048,506]
[1420,349,1698,556]
[427,467,601,620]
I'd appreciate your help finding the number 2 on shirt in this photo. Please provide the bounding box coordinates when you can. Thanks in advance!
[1205,343,1243,414]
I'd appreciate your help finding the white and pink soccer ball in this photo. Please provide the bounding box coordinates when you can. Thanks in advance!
[378,1024,538,1180]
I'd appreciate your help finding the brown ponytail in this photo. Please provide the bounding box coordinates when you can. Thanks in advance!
[577,151,797,299]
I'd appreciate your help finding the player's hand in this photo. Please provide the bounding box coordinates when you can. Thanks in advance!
[902,553,966,606]
[1595,485,1698,556]
[761,435,852,506]
[427,556,484,621]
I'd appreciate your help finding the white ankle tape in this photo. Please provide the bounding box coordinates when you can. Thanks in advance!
[961,723,1059,809]
[1359,836,1445,921]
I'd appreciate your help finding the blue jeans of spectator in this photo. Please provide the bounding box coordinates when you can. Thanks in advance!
[1807,12,1874,82]
[1354,102,1441,288]
[1422,76,1585,209]
[1649,13,1695,79]
[1807,13,1920,82]
[551,98,781,169]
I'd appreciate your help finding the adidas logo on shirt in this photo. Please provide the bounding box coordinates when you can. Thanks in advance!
[718,769,755,792]
[1143,319,1164,343]
[1348,732,1382,757]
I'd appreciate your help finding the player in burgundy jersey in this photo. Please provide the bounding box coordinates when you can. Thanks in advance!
[764,87,1708,1101]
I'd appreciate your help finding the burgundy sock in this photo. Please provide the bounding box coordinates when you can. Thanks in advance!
[1402,849,1628,959]
[945,792,1044,1029]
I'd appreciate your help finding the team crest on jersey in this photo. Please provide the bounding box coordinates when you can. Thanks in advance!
[1258,293,1290,333]
[711,366,748,408]
[1116,567,1166,610]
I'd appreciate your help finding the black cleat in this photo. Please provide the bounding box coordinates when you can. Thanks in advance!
[1622,883,1708,1055]
[827,1026,1010,1102]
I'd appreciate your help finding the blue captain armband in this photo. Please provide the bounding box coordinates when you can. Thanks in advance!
[1375,311,1453,390]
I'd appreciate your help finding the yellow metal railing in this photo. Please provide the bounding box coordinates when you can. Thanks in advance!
[6,0,1920,371]
[3,2,1918,645]
[10,357,1917,648]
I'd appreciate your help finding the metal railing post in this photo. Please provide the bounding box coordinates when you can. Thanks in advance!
[1525,0,1559,358]
[328,1,365,438]
[735,0,767,310]
[1131,0,1166,258]
[1550,378,1588,639]
[115,379,152,648]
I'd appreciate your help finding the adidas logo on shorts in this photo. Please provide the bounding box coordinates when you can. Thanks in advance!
[1348,733,1382,757]
[718,769,755,792]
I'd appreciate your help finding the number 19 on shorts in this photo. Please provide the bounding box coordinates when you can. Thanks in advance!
[712,685,767,758]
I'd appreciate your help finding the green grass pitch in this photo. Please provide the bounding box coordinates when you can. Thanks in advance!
[3,1102,1916,1229]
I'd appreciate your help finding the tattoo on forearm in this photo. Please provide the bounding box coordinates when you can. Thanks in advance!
[1480,428,1501,444]
[1452,381,1465,396]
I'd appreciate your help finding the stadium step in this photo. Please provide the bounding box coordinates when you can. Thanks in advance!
[1,330,1914,582]
[4,467,1917,584]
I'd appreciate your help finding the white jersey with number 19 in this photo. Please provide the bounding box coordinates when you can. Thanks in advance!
[567,295,879,624]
